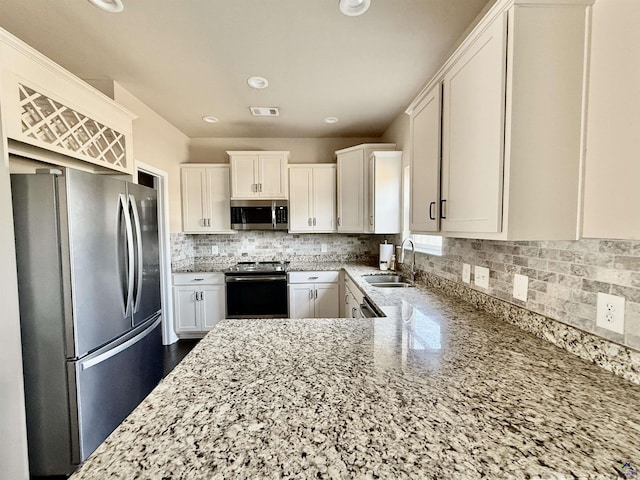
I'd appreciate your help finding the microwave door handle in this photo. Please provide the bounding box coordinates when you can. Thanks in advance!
[272,203,276,229]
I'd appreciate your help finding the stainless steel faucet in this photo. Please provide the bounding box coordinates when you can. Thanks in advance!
[400,238,416,282]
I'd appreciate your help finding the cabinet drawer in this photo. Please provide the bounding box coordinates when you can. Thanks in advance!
[172,272,224,286]
[288,271,340,284]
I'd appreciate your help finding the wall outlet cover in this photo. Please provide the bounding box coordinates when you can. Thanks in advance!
[596,292,625,335]
[321,243,328,253]
[211,245,219,255]
[462,263,471,284]
[474,266,490,289]
[513,273,528,302]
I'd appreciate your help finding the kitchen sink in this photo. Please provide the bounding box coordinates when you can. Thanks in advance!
[363,274,412,288]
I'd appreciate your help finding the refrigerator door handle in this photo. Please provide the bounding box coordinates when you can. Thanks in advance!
[119,194,135,318]
[128,194,143,314]
[80,316,162,370]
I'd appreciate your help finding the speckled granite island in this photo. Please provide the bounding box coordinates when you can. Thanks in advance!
[71,265,640,479]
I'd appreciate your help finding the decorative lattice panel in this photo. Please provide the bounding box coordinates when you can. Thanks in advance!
[19,84,127,169]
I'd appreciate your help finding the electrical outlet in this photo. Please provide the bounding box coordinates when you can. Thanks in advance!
[462,263,471,284]
[596,292,625,334]
[321,243,328,253]
[513,274,528,302]
[211,245,219,255]
[474,266,490,289]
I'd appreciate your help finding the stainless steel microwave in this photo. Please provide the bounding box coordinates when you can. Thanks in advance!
[230,200,288,231]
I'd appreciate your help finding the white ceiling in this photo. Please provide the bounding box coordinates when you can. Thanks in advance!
[0,0,493,138]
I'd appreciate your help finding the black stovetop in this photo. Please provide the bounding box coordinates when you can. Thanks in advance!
[225,261,290,273]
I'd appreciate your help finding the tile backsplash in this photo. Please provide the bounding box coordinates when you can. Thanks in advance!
[170,232,386,270]
[409,238,640,352]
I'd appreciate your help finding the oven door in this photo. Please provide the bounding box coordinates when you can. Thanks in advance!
[225,274,289,318]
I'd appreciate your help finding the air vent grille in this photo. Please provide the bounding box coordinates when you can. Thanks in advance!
[250,107,279,117]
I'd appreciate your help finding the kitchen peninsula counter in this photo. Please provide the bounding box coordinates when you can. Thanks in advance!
[72,265,640,479]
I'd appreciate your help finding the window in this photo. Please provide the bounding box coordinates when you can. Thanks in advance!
[402,165,443,256]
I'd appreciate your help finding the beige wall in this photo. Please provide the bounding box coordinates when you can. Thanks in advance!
[189,137,379,164]
[0,124,30,478]
[582,0,640,239]
[113,83,190,233]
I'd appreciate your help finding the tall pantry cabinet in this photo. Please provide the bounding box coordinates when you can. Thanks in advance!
[407,0,593,240]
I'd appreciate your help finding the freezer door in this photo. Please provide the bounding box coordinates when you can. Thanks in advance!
[127,182,161,327]
[69,315,163,463]
[62,169,133,356]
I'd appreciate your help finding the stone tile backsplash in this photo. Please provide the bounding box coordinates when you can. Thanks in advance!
[170,231,385,270]
[410,238,640,352]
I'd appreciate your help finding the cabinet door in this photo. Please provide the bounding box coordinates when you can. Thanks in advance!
[201,285,225,331]
[181,167,208,233]
[289,167,313,232]
[313,166,336,232]
[337,149,365,232]
[230,155,259,199]
[259,154,287,198]
[410,83,442,233]
[441,13,507,233]
[289,284,314,319]
[205,166,231,232]
[314,283,339,318]
[173,287,199,333]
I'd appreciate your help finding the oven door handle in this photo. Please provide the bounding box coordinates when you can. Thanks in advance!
[225,275,286,282]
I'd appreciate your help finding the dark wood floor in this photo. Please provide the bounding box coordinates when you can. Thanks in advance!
[31,339,201,479]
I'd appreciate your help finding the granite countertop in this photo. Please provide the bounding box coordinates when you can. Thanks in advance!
[71,265,640,479]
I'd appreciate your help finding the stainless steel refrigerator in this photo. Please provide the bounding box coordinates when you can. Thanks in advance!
[11,167,163,476]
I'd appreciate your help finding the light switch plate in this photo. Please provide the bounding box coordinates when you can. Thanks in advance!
[513,273,528,302]
[211,245,219,255]
[321,244,328,253]
[596,292,625,334]
[474,266,490,289]
[462,263,471,284]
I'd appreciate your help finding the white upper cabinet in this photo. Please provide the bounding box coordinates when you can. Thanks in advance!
[410,83,442,234]
[406,0,593,241]
[441,12,506,234]
[582,0,640,239]
[0,29,135,175]
[368,151,402,234]
[181,164,233,234]
[289,164,336,233]
[336,143,395,233]
[228,151,289,199]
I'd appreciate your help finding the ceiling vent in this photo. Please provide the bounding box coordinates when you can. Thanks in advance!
[250,107,279,117]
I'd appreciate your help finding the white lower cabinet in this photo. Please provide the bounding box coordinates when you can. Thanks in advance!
[288,271,339,318]
[173,273,225,337]
[344,274,364,319]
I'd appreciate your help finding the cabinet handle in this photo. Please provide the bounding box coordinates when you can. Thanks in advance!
[308,276,319,280]
[252,183,256,193]
[370,215,373,226]
[314,289,318,299]
[259,183,263,192]
[352,307,357,318]
[429,202,436,221]
[313,218,316,226]
[193,278,205,281]
[337,217,341,227]
[308,217,312,226]
[345,294,349,305]
[440,199,447,219]
[309,289,313,300]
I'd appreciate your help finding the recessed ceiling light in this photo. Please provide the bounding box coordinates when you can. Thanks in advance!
[247,76,269,89]
[88,0,124,13]
[324,117,339,124]
[339,0,371,16]
[202,116,219,123]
